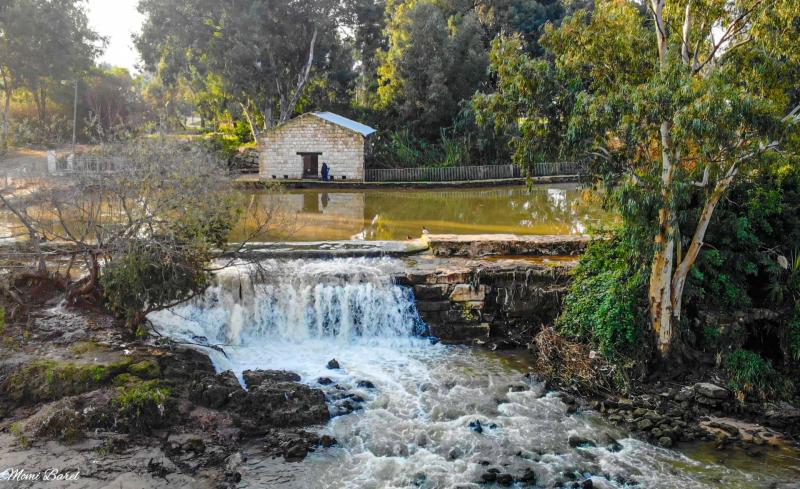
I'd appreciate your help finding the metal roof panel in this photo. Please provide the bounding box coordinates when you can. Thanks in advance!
[312,112,377,136]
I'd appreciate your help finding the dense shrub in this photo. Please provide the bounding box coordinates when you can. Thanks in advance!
[557,230,649,361]
[724,349,792,401]
[685,162,800,314]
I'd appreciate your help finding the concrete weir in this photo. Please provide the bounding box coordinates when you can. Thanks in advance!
[423,233,591,257]
[233,234,584,346]
[408,235,584,345]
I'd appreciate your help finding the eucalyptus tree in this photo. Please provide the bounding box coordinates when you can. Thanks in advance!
[136,0,355,138]
[476,0,800,359]
[568,0,799,358]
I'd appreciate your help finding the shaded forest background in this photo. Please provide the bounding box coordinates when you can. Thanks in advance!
[0,0,590,169]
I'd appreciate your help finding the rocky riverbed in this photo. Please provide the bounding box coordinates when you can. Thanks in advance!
[0,304,337,487]
[2,256,800,488]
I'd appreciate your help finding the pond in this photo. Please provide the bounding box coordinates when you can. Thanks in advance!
[230,183,612,242]
[0,183,611,245]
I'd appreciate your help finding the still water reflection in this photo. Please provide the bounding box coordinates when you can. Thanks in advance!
[231,184,612,242]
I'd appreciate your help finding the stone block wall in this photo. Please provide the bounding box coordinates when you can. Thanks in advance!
[396,261,574,346]
[231,148,261,173]
[259,114,366,181]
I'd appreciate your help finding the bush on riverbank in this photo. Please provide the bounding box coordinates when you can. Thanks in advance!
[555,161,800,401]
[724,349,792,402]
[557,230,649,363]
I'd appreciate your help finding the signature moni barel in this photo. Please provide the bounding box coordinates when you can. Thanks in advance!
[0,467,81,482]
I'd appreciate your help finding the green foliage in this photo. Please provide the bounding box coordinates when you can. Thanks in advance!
[137,0,353,128]
[474,34,577,167]
[372,127,474,168]
[101,240,211,329]
[789,311,800,363]
[686,163,800,313]
[558,230,649,360]
[112,380,172,433]
[377,1,488,138]
[0,0,102,147]
[201,132,244,164]
[724,349,791,401]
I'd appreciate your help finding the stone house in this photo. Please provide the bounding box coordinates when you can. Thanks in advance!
[259,112,376,181]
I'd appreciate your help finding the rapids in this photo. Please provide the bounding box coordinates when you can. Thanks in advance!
[150,258,800,488]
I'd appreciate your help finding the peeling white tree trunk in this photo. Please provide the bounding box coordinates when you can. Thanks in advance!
[648,0,677,358]
[649,120,677,357]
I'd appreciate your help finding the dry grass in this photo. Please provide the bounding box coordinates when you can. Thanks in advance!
[531,326,621,395]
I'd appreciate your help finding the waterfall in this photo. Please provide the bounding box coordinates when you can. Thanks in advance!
[149,257,426,349]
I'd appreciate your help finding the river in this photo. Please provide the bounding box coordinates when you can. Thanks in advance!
[149,258,800,488]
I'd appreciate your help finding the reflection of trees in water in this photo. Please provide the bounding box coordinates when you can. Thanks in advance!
[238,185,610,240]
[361,185,608,233]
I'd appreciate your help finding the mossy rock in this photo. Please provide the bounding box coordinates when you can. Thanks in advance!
[113,380,173,433]
[112,373,143,387]
[128,359,161,379]
[2,358,134,405]
[69,341,103,355]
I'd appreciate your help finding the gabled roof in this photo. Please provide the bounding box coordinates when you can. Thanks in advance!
[312,112,377,137]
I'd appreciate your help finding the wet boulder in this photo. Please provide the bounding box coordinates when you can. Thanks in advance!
[693,383,729,400]
[330,398,363,417]
[569,434,597,448]
[240,381,329,426]
[518,468,537,485]
[326,359,340,369]
[496,473,514,486]
[189,371,243,409]
[356,380,376,389]
[243,369,301,389]
[263,429,329,462]
[160,346,216,382]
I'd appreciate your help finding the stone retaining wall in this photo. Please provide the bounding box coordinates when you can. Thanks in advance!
[397,258,575,346]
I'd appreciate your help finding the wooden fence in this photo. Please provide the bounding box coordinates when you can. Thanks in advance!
[365,165,519,182]
[364,162,582,182]
[528,161,585,177]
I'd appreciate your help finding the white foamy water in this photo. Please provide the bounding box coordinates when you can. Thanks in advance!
[150,258,799,489]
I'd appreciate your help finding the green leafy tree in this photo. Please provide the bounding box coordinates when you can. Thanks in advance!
[479,0,800,359]
[377,0,488,137]
[136,0,355,138]
[0,0,101,147]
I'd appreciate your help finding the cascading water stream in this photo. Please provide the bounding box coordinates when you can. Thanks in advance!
[150,258,799,489]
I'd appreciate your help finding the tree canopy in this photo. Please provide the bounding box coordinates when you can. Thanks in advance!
[478,0,800,361]
[0,0,102,150]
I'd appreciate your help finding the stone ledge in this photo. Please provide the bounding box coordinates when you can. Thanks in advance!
[423,234,592,258]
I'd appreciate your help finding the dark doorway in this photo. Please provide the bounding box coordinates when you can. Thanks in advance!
[299,153,320,178]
